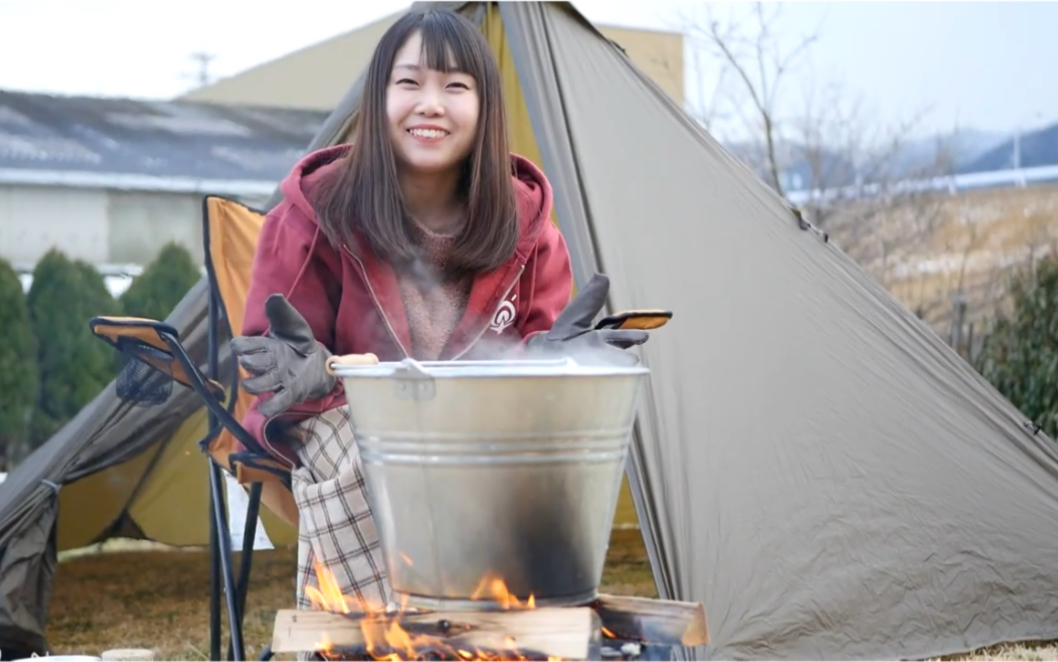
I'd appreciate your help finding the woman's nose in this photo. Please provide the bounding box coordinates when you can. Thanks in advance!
[416,101,444,117]
[415,88,445,116]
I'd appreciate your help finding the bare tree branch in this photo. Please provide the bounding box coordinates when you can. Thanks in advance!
[686,42,731,132]
[677,1,823,196]
[671,0,984,343]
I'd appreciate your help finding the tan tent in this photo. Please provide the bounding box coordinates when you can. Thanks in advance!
[177,9,685,113]
[4,2,1058,660]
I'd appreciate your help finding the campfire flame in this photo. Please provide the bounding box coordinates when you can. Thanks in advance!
[470,572,536,610]
[307,561,564,661]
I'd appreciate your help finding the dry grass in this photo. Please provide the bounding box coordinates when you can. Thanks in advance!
[46,532,1058,660]
[828,182,1058,331]
[48,543,295,660]
[935,642,1058,661]
[46,530,657,660]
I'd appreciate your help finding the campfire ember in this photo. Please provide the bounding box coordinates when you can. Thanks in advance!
[272,563,709,661]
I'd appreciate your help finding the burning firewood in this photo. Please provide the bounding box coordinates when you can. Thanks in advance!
[590,594,709,647]
[271,606,601,660]
[282,553,708,660]
[272,594,708,660]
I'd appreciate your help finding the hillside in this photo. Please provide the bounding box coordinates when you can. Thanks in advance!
[958,122,1058,173]
[725,123,1058,193]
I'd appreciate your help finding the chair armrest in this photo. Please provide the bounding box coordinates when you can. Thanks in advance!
[89,316,226,400]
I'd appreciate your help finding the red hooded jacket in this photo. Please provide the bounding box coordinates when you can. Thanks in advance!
[237,144,573,468]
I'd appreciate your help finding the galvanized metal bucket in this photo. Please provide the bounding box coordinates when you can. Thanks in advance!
[330,356,650,610]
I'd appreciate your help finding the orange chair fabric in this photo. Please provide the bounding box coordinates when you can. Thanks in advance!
[202,195,300,528]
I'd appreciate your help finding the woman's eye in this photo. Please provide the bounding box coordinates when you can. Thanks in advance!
[447,82,470,90]
[397,78,418,85]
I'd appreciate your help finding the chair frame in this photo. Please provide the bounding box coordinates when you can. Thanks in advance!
[89,194,284,661]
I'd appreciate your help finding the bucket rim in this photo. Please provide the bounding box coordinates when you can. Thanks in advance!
[330,356,650,379]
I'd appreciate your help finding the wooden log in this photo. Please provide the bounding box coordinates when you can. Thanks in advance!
[593,594,709,647]
[272,606,601,659]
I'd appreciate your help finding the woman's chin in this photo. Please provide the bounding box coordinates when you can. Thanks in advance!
[401,155,462,176]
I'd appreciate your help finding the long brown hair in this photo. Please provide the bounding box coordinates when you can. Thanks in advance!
[314,9,519,274]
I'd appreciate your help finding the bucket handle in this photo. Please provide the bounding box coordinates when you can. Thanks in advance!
[391,358,436,401]
[325,352,380,376]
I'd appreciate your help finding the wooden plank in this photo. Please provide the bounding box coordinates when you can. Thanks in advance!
[593,594,709,646]
[272,606,600,659]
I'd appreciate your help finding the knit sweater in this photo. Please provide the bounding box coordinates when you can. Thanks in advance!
[395,219,473,360]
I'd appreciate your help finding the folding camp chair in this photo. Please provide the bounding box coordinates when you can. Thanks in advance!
[88,195,297,662]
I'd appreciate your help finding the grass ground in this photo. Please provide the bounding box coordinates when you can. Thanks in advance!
[46,530,657,660]
[44,531,1056,661]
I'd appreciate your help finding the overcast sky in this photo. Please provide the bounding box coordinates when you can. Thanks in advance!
[1,1,1055,142]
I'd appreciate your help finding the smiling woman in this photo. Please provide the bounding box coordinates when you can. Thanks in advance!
[316,9,519,272]
[224,5,655,641]
[387,35,483,227]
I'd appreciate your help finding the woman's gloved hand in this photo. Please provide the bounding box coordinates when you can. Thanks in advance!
[230,294,337,418]
[527,273,649,363]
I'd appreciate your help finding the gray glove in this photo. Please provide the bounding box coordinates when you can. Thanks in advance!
[527,273,649,363]
[230,294,337,418]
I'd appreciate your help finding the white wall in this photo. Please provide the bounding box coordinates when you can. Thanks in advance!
[107,191,206,266]
[0,183,271,273]
[0,184,110,265]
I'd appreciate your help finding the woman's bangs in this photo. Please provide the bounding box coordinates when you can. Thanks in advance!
[418,17,479,77]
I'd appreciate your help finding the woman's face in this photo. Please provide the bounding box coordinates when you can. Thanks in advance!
[387,31,480,177]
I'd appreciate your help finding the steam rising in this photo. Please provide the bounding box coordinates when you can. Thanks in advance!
[397,241,642,369]
[473,331,643,368]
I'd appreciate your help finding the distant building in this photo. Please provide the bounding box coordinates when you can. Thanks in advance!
[0,90,328,291]
[0,10,684,294]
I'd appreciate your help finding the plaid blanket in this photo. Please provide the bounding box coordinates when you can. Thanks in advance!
[292,406,393,614]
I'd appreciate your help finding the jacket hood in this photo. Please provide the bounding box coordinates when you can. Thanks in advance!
[276,144,555,259]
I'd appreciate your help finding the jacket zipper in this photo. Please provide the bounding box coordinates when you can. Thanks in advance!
[346,249,411,358]
[451,264,525,360]
[257,246,415,466]
[256,246,408,469]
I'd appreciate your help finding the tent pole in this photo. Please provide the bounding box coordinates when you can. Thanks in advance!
[495,2,603,290]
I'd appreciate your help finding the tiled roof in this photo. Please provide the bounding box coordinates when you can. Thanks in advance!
[0,89,330,191]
